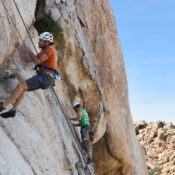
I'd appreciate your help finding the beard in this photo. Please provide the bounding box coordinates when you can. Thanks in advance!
[38,44,45,49]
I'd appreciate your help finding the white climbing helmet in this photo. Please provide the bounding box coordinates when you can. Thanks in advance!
[73,102,80,108]
[39,32,53,43]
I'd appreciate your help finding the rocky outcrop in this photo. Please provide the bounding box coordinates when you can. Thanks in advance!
[135,121,175,174]
[0,0,148,174]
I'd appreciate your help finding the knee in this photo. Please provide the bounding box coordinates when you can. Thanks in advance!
[16,81,28,92]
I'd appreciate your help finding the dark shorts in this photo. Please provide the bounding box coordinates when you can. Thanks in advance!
[81,126,90,141]
[26,73,54,91]
[81,126,94,141]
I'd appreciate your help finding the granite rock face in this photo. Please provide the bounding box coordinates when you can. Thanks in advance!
[0,0,36,65]
[0,0,148,174]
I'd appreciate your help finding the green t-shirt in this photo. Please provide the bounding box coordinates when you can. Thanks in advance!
[79,109,90,127]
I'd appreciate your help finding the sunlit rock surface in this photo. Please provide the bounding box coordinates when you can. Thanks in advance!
[0,0,148,174]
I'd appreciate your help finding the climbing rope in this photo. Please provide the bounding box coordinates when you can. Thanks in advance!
[0,0,40,69]
[0,68,16,71]
[0,0,93,174]
[12,0,38,54]
[0,0,24,43]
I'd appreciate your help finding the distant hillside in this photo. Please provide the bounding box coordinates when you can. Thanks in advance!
[134,121,175,175]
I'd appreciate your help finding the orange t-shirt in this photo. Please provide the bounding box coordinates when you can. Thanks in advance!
[37,47,56,75]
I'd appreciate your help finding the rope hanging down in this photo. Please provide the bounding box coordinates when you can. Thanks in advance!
[0,0,93,173]
[12,0,38,54]
[0,0,24,43]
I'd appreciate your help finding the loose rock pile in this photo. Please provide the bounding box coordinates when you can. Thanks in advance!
[134,121,175,175]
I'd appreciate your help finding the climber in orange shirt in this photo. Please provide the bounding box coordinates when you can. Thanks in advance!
[0,32,60,118]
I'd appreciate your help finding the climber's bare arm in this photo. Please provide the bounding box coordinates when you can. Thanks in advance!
[24,45,48,64]
[70,111,82,121]
[15,41,32,63]
[72,123,81,127]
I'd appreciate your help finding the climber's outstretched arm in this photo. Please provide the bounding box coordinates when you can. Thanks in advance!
[69,111,82,121]
[72,123,80,127]
[15,41,33,63]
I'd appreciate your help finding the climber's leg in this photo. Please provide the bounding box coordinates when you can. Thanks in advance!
[0,82,27,118]
[0,102,5,112]
[81,140,93,164]
[12,92,24,111]
[2,81,28,109]
[87,146,92,159]
[0,92,24,118]
[0,73,53,118]
[81,127,94,164]
[1,73,45,110]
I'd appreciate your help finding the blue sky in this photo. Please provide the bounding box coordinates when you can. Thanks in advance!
[109,0,175,123]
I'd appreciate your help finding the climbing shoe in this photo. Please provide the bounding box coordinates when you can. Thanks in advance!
[87,158,94,165]
[0,110,16,118]
[0,102,5,112]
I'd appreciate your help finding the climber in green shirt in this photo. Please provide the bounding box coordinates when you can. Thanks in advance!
[69,102,94,164]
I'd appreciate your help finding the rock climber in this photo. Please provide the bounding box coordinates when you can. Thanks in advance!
[0,32,60,118]
[69,102,94,164]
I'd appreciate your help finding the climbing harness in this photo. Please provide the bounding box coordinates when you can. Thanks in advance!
[0,0,94,174]
[81,126,94,142]
[34,64,61,84]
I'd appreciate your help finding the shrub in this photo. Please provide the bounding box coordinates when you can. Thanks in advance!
[142,146,147,155]
[149,166,162,175]
[5,72,16,79]
[166,156,170,162]
[34,17,63,40]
